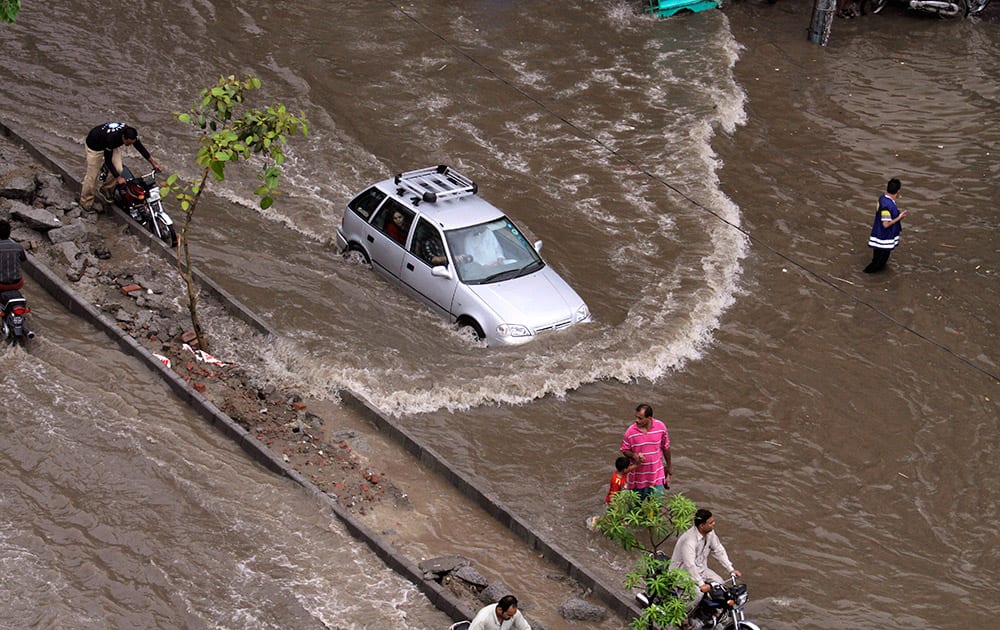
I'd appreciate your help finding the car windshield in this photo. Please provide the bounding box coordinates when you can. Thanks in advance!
[445,217,544,284]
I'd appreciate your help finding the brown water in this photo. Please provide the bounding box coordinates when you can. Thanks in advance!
[2,1,998,628]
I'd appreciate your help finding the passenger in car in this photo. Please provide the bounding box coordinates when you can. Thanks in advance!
[386,210,409,244]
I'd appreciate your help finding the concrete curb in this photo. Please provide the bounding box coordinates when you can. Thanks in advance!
[340,391,642,621]
[3,121,476,624]
[0,121,272,337]
[22,251,475,625]
[4,120,641,623]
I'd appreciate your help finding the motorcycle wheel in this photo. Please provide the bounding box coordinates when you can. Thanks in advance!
[963,0,991,14]
[150,214,178,248]
[726,621,762,630]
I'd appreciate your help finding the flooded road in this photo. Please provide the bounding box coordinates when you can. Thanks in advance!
[1,1,997,627]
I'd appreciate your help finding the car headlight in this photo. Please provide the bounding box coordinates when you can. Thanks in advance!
[496,323,532,338]
[575,304,590,323]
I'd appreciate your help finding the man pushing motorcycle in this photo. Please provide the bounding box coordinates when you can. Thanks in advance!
[81,121,162,212]
[670,509,743,628]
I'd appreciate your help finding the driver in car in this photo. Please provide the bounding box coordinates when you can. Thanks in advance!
[459,225,504,266]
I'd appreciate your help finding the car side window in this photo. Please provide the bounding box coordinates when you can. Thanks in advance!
[410,218,448,267]
[376,199,414,246]
[348,187,387,222]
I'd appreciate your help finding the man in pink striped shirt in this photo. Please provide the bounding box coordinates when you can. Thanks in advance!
[620,403,672,500]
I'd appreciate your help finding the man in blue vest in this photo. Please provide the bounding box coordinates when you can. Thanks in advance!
[864,178,907,274]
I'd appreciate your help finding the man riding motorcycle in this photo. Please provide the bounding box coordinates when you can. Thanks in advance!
[670,509,743,628]
[0,219,27,291]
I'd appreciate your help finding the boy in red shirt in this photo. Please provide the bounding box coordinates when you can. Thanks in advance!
[588,456,637,530]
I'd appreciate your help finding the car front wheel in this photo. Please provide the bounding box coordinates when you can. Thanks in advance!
[456,318,485,343]
[343,245,370,266]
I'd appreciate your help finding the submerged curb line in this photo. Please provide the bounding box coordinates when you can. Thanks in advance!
[2,121,474,624]
[22,243,475,626]
[341,391,641,620]
[5,121,641,623]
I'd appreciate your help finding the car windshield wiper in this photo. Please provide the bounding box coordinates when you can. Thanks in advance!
[480,268,523,283]
[515,260,544,277]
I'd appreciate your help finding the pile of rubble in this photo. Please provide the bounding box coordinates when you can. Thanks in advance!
[0,138,400,516]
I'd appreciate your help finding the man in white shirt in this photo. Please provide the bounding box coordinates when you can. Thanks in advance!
[461,225,504,266]
[669,509,742,608]
[468,594,531,630]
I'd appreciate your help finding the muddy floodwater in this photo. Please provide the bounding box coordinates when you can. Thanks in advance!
[1,1,997,628]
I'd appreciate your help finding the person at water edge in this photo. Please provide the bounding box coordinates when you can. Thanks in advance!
[0,220,27,291]
[586,455,637,530]
[863,177,907,274]
[620,403,672,500]
[81,122,162,212]
[669,509,741,609]
[468,594,531,630]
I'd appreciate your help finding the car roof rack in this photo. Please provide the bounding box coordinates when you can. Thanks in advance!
[394,165,478,203]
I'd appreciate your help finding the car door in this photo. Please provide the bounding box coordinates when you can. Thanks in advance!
[400,217,458,317]
[367,198,414,282]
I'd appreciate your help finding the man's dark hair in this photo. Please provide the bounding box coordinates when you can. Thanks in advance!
[615,456,631,472]
[694,509,713,526]
[123,126,138,141]
[497,595,518,612]
[0,219,10,240]
[635,403,653,418]
[887,178,901,194]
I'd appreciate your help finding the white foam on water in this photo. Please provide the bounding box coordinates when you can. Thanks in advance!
[219,13,752,417]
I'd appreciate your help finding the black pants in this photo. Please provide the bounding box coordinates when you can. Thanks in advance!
[864,248,892,274]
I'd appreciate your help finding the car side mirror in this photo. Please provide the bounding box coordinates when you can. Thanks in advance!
[534,239,543,253]
[431,265,452,278]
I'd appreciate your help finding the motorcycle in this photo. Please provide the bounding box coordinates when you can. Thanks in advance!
[636,567,761,630]
[1,289,34,344]
[863,0,992,15]
[690,575,761,630]
[100,164,178,247]
[908,0,991,16]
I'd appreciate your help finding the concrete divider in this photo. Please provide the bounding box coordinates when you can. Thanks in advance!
[21,239,476,625]
[3,120,642,623]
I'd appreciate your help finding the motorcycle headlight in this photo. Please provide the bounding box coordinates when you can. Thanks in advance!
[496,323,532,338]
[575,304,590,322]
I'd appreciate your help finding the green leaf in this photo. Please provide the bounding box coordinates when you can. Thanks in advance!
[260,196,273,210]
[210,161,225,180]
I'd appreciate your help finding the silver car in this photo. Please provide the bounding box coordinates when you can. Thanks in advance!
[335,165,590,346]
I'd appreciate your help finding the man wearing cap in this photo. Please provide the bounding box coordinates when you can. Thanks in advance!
[81,121,162,212]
